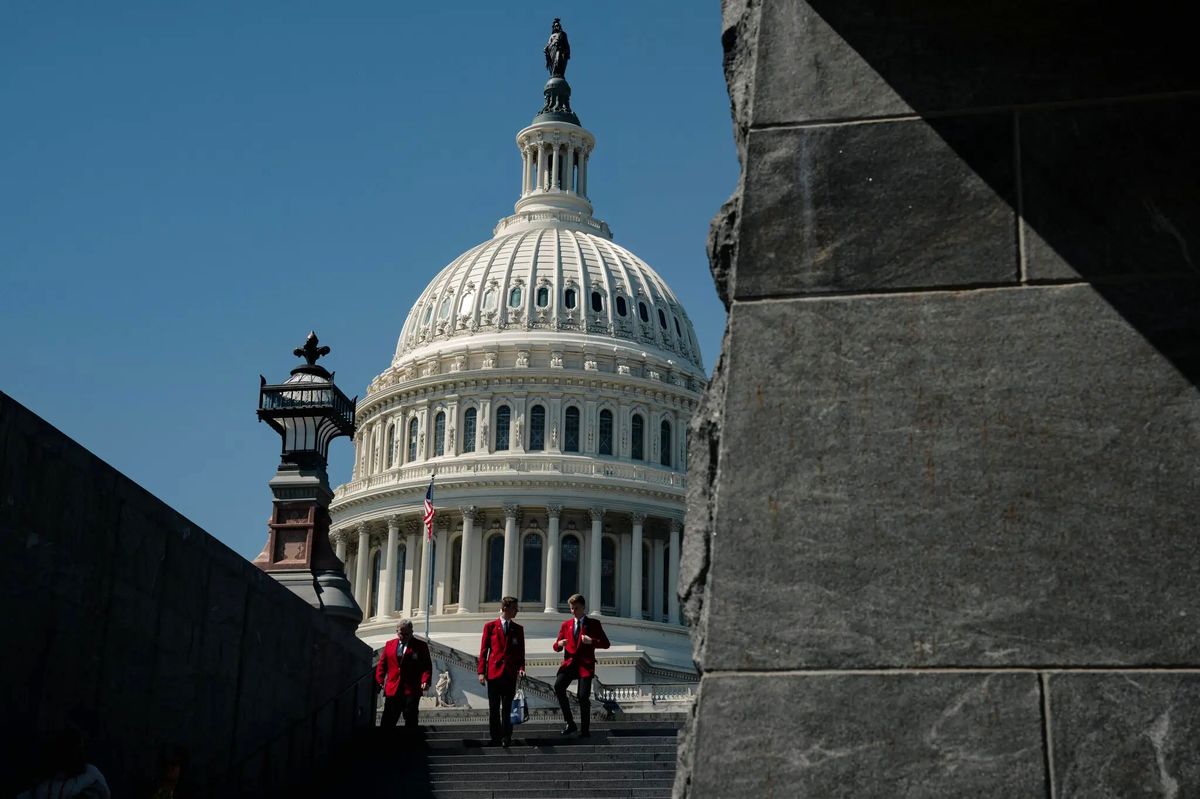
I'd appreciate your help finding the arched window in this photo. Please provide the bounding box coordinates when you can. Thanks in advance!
[638,301,649,323]
[449,536,463,605]
[438,295,452,320]
[509,287,523,307]
[536,286,549,307]
[598,409,613,456]
[385,424,396,468]
[369,550,382,618]
[601,536,617,609]
[564,406,580,453]
[462,407,477,453]
[660,420,672,467]
[393,544,407,611]
[641,543,651,616]
[458,291,474,315]
[674,316,683,337]
[529,405,545,451]
[631,414,644,461]
[564,288,576,309]
[616,296,627,316]
[495,405,511,451]
[482,288,497,311]
[433,412,446,457]
[407,417,419,462]
[559,534,580,603]
[662,545,671,619]
[485,535,504,603]
[423,304,434,324]
[657,308,668,329]
[590,291,603,313]
[521,533,543,603]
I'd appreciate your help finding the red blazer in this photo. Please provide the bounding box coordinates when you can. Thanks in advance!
[375,637,432,698]
[552,616,610,678]
[478,618,526,681]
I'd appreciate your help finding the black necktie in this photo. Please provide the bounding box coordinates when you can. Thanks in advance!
[503,620,509,637]
[574,619,582,642]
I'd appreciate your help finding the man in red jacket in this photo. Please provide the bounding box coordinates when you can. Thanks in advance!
[552,593,610,737]
[477,596,526,747]
[375,619,432,728]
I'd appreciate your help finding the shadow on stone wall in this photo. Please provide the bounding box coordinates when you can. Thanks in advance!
[0,391,373,797]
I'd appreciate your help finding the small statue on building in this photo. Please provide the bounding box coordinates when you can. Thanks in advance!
[434,669,455,707]
[551,424,559,448]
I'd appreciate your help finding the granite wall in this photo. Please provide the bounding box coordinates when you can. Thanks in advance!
[0,392,374,797]
[678,2,1200,796]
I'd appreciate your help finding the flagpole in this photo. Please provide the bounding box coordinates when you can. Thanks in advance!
[424,472,436,641]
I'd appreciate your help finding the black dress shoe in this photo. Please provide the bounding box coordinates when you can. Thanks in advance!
[560,723,578,735]
[501,737,511,748]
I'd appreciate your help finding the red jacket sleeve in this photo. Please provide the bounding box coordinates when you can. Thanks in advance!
[515,627,526,673]
[591,620,610,650]
[552,620,566,652]
[418,641,433,688]
[478,621,491,675]
[375,642,388,686]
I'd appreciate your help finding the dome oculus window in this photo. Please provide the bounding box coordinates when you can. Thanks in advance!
[458,292,474,314]
[657,308,668,329]
[536,286,549,308]
[590,291,603,313]
[423,304,434,324]
[438,296,452,320]
[509,287,523,307]
[564,288,577,309]
[615,296,627,317]
[638,301,649,323]
[674,316,682,336]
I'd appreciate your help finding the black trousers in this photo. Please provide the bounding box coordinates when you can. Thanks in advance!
[554,667,592,730]
[486,676,517,742]
[380,693,420,728]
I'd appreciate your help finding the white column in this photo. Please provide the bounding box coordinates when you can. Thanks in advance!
[565,145,576,193]
[501,504,519,599]
[550,144,561,190]
[378,516,400,618]
[334,529,347,564]
[457,507,478,612]
[652,539,665,621]
[434,523,449,614]
[630,512,645,620]
[588,507,604,616]
[419,529,432,616]
[403,526,419,616]
[579,150,589,197]
[354,523,371,615]
[544,505,562,612]
[521,146,529,194]
[668,519,682,625]
[536,144,547,191]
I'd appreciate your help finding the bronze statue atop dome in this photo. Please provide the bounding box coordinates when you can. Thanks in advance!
[544,18,570,78]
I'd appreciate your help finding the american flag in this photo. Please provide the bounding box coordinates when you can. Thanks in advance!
[422,476,436,541]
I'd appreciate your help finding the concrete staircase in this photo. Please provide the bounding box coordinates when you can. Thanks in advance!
[308,718,683,799]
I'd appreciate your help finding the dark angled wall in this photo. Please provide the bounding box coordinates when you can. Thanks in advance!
[679,1,1200,796]
[0,392,373,797]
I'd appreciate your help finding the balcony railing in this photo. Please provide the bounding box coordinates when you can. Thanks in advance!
[334,454,686,499]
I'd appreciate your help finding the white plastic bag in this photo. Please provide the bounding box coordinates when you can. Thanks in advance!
[509,688,529,725]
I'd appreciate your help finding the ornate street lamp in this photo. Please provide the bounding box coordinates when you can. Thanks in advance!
[252,331,361,629]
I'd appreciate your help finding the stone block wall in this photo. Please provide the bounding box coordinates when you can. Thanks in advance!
[0,392,373,797]
[679,2,1200,796]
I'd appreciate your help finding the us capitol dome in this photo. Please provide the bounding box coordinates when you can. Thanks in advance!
[329,27,704,694]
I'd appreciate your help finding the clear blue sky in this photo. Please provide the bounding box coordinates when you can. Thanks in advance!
[1,3,736,559]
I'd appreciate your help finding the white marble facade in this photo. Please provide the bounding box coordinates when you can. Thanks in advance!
[329,96,704,685]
